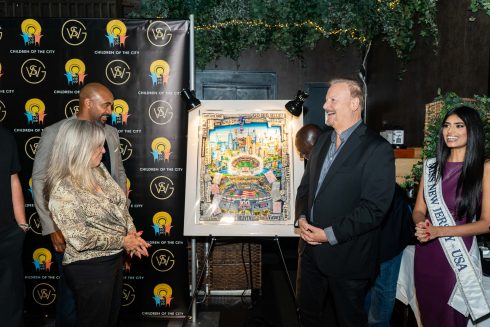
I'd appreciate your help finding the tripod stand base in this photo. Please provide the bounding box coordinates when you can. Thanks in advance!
[170,312,220,326]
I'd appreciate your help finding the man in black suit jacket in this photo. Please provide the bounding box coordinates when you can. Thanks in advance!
[295,78,395,326]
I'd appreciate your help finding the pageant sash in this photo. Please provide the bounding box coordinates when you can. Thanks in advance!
[423,158,490,320]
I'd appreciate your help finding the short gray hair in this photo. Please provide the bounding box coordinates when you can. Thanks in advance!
[44,119,105,203]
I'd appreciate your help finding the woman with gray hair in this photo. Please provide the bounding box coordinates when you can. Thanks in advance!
[44,119,150,327]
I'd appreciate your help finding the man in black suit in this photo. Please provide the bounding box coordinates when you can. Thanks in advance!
[295,78,395,326]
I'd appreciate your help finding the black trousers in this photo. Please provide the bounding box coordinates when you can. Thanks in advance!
[64,252,123,327]
[0,225,25,327]
[296,245,370,327]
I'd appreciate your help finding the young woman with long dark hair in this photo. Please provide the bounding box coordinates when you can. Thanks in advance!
[413,106,490,326]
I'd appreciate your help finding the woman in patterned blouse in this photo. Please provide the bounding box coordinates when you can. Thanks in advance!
[44,119,150,327]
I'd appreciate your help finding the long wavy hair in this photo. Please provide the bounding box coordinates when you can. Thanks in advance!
[432,106,485,219]
[43,119,105,204]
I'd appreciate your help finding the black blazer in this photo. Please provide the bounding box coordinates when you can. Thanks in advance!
[295,123,395,278]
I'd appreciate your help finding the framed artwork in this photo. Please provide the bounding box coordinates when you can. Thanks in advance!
[184,100,303,237]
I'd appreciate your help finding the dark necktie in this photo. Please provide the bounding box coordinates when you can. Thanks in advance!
[102,140,111,174]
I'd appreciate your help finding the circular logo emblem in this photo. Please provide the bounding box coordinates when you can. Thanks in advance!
[28,212,42,235]
[32,283,56,306]
[150,176,174,200]
[61,19,87,46]
[148,100,173,125]
[21,58,46,84]
[151,249,175,272]
[0,100,6,122]
[147,21,172,47]
[25,136,40,160]
[105,60,131,85]
[121,283,136,307]
[64,99,79,118]
[119,137,133,162]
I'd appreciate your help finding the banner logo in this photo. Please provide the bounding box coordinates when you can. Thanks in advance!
[29,212,42,235]
[149,60,170,87]
[61,19,87,46]
[151,249,176,272]
[122,283,136,307]
[25,136,40,160]
[28,177,34,199]
[106,20,128,47]
[0,100,6,122]
[21,58,47,84]
[147,21,172,47]
[148,100,173,125]
[151,211,173,236]
[152,283,173,307]
[32,248,53,272]
[119,137,133,162]
[105,60,131,85]
[0,62,3,79]
[64,58,87,85]
[33,283,56,306]
[25,98,47,125]
[64,99,79,118]
[110,99,130,125]
[21,19,43,46]
[150,137,172,162]
[150,176,174,200]
[126,178,132,197]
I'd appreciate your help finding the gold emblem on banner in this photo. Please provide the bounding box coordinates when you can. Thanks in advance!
[61,19,87,46]
[148,100,173,125]
[147,21,172,47]
[152,283,173,307]
[105,60,131,85]
[25,136,40,160]
[28,212,42,235]
[150,176,175,200]
[121,283,136,307]
[0,62,3,79]
[106,19,128,47]
[32,283,56,306]
[119,137,133,162]
[64,99,79,118]
[21,58,47,84]
[151,249,175,272]
[0,30,3,41]
[0,99,6,122]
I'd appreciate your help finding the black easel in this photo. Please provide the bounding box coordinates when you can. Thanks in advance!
[182,235,301,327]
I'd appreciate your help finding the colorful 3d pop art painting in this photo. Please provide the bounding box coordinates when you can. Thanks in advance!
[185,100,303,237]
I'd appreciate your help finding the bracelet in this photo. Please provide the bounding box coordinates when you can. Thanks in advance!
[18,223,30,232]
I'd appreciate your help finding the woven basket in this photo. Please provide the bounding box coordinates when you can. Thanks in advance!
[189,242,262,291]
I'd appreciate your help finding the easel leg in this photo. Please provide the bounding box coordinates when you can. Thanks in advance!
[274,236,302,326]
[182,236,216,327]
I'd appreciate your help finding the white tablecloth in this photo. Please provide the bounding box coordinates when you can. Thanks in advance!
[396,245,490,327]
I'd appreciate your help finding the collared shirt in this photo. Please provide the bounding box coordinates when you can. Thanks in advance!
[311,119,362,245]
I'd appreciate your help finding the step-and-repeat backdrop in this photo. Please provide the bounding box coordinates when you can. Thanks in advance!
[0,18,190,319]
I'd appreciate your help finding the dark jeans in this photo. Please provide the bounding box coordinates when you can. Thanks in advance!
[297,247,370,327]
[365,251,403,327]
[0,225,26,327]
[64,252,123,327]
[54,251,77,327]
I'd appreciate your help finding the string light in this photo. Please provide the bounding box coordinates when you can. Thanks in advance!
[195,19,367,43]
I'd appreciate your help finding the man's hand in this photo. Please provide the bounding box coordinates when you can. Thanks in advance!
[50,230,66,253]
[299,218,327,245]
